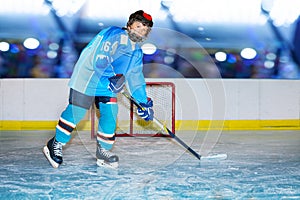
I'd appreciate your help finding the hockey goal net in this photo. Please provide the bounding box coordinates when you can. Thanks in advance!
[91,82,175,137]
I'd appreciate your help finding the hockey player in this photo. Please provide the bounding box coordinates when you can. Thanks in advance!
[43,10,154,169]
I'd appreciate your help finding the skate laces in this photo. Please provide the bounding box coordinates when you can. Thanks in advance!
[53,140,63,157]
[100,148,114,158]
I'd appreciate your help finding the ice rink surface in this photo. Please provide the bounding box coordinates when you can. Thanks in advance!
[0,130,299,199]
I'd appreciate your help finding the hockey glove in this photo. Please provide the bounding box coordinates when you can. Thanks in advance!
[108,74,125,93]
[137,98,154,121]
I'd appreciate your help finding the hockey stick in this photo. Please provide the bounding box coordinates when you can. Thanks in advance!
[121,91,201,160]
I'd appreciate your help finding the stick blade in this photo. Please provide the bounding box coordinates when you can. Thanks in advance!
[200,153,227,161]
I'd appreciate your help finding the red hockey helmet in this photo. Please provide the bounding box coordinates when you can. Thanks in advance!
[127,10,153,28]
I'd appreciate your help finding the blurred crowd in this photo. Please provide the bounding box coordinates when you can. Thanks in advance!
[0,40,299,79]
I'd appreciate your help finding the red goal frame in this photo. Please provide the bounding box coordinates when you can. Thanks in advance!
[91,82,175,138]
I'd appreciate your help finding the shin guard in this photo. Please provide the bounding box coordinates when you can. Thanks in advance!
[96,99,118,150]
[56,104,87,144]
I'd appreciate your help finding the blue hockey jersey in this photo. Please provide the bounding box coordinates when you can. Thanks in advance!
[68,26,148,104]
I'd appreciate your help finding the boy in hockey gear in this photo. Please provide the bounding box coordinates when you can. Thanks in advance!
[43,10,154,169]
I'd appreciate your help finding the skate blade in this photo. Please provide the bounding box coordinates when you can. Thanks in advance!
[96,159,118,169]
[43,146,60,168]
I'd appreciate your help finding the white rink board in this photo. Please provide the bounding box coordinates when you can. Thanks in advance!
[0,78,299,121]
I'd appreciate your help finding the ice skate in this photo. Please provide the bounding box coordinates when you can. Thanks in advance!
[96,143,119,169]
[43,137,63,168]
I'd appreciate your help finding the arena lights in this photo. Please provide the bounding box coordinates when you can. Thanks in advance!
[141,43,157,55]
[240,48,257,59]
[263,0,300,27]
[264,60,275,69]
[47,51,58,59]
[171,0,300,26]
[84,0,163,19]
[51,0,86,17]
[0,0,85,17]
[0,0,48,15]
[170,0,265,24]
[215,51,227,62]
[264,52,276,69]
[0,42,9,52]
[266,52,277,61]
[49,42,59,51]
[0,0,299,27]
[23,38,40,50]
[83,0,299,26]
